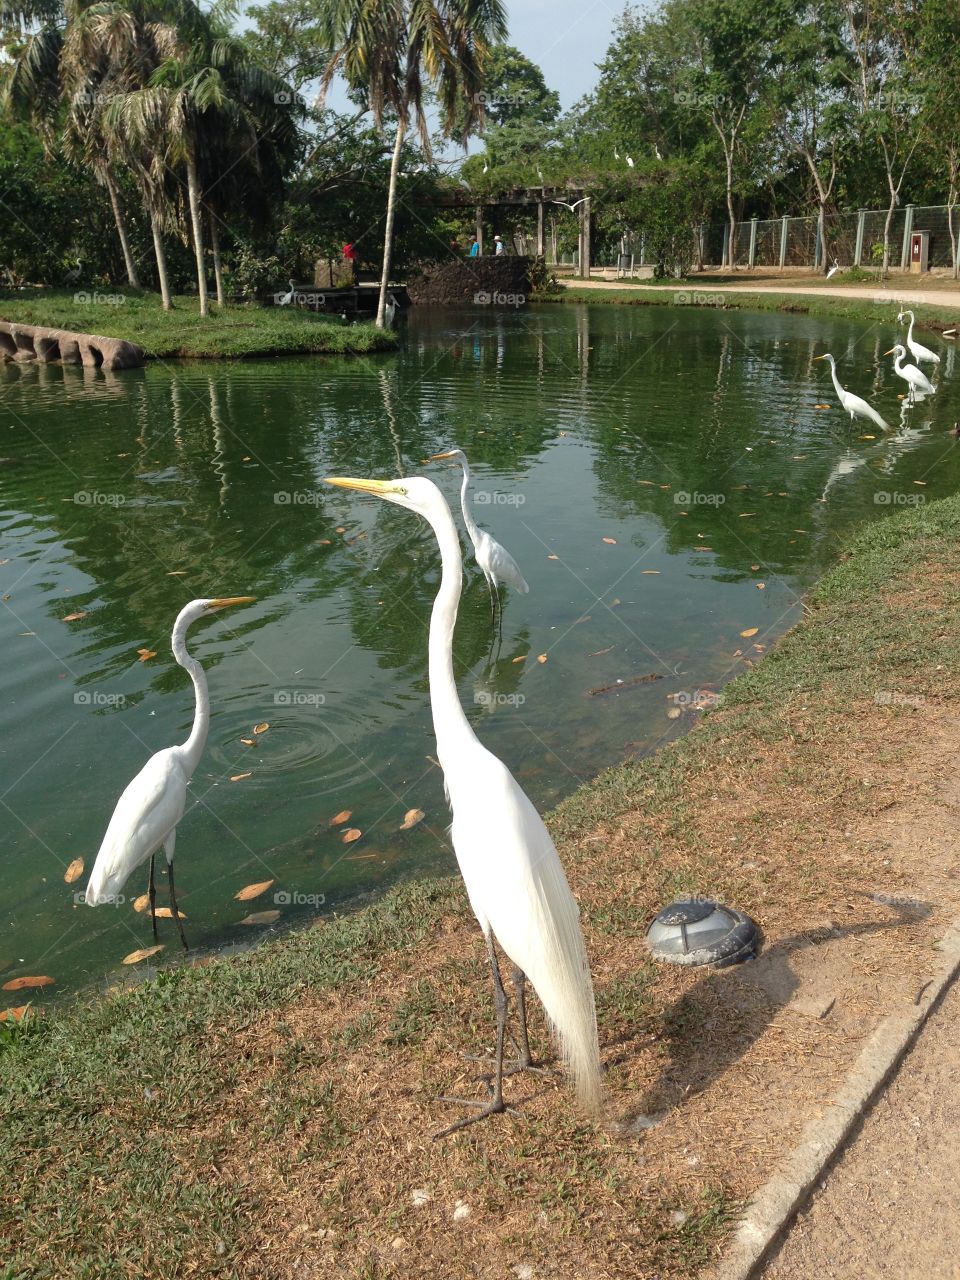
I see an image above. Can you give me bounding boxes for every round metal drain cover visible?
[647,899,759,968]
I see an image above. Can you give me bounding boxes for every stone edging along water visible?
[0,320,144,371]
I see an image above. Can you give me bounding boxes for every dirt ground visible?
[763,976,960,1280]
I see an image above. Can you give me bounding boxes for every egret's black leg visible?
[513,966,533,1067]
[148,853,158,941]
[495,583,504,643]
[164,832,188,951]
[434,933,509,1138]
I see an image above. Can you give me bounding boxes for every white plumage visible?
[885,343,936,402]
[84,596,255,947]
[814,353,889,429]
[898,309,941,364]
[430,448,529,601]
[278,279,295,306]
[324,475,601,1132]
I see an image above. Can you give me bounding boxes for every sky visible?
[499,0,634,110]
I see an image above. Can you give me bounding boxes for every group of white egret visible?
[84,450,600,1134]
[816,309,945,430]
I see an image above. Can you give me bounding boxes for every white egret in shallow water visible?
[885,343,936,403]
[324,475,602,1134]
[85,597,256,948]
[430,448,529,621]
[814,353,889,429]
[897,310,941,365]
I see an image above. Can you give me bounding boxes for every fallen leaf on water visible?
[153,907,186,920]
[317,539,332,545]
[335,526,346,534]
[230,772,252,782]
[240,738,257,746]
[64,858,84,884]
[739,513,756,519]
[751,564,760,571]
[914,480,927,486]
[641,570,660,575]
[0,1006,29,1021]
[589,646,614,657]
[547,553,559,560]
[342,828,362,843]
[537,653,548,664]
[399,808,424,831]
[121,947,163,966]
[253,722,269,735]
[666,707,682,719]
[235,880,274,902]
[62,612,86,622]
[137,648,157,663]
[860,434,876,440]
[814,403,831,410]
[18,632,34,636]
[329,809,352,826]
[575,615,591,624]
[132,894,150,913]
[2,975,54,991]
[238,910,280,926]
[756,582,766,590]
[602,537,617,545]
[166,570,187,576]
[512,654,527,664]
[345,852,377,861]
[740,627,759,638]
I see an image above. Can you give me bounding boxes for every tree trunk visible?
[881,194,896,279]
[105,169,141,290]
[725,150,737,270]
[185,152,209,317]
[376,116,405,328]
[209,211,225,306]
[150,209,173,311]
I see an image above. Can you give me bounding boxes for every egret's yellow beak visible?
[429,451,457,461]
[207,596,256,611]
[324,476,397,496]
[883,348,896,356]
[813,354,827,361]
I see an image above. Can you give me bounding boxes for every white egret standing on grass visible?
[430,448,529,624]
[814,353,889,429]
[324,475,602,1135]
[885,344,936,403]
[85,597,256,949]
[897,310,941,365]
[278,280,295,306]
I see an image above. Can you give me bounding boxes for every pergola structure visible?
[438,185,592,277]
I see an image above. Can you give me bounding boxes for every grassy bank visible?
[550,280,960,331]
[0,289,396,359]
[4,494,960,1278]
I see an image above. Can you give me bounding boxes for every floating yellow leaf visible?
[342,828,362,843]
[253,722,269,735]
[399,808,424,831]
[335,526,346,533]
[63,611,86,622]
[641,570,660,575]
[2,975,54,991]
[547,553,559,560]
[512,654,527,664]
[64,858,84,884]
[122,946,164,965]
[235,880,274,902]
[602,537,617,545]
[740,627,759,638]
[240,738,257,746]
[814,403,831,410]
[230,772,252,782]
[756,582,766,590]
[589,646,614,657]
[329,809,352,826]
[860,434,876,440]
[132,894,150,913]
[537,653,548,664]
[153,907,186,920]
[238,910,281,926]
[137,648,157,663]
[750,564,760,571]
[166,570,187,576]
[666,707,682,720]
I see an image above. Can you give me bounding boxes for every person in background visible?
[494,235,504,256]
[469,236,480,258]
[342,241,358,285]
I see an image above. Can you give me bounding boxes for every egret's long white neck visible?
[827,356,844,400]
[422,495,477,761]
[906,313,915,346]
[171,612,210,777]
[456,456,482,548]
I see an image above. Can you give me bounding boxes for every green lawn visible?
[0,288,397,359]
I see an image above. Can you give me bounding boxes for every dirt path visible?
[762,975,960,1280]
[564,276,960,309]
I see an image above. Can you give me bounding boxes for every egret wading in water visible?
[430,449,528,626]
[885,344,936,404]
[814,353,889,429]
[324,475,602,1135]
[85,597,256,949]
[897,310,941,365]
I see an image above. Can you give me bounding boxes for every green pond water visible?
[2,301,959,1003]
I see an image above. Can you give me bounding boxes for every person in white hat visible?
[494,235,504,256]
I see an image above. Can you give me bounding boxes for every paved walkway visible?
[761,975,960,1279]
[564,276,960,311]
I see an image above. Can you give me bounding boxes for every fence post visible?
[698,223,705,267]
[748,217,758,268]
[639,231,645,266]
[779,216,789,269]
[854,209,866,266]
[900,204,914,270]
[722,222,731,268]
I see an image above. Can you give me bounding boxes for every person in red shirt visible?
[342,242,358,284]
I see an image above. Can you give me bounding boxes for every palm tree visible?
[318,0,507,327]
